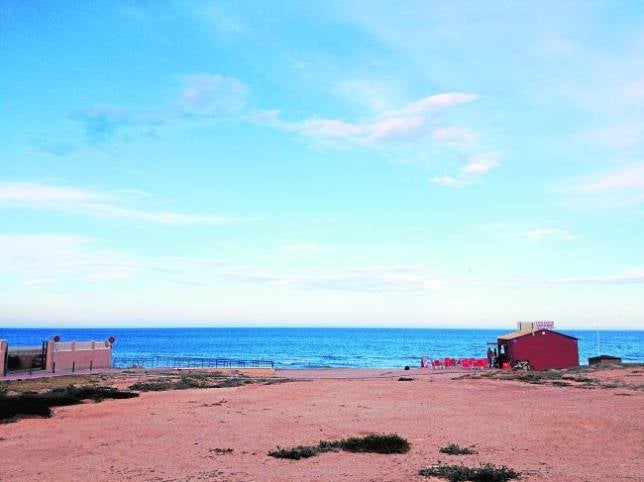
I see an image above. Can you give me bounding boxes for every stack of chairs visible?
[423,357,490,370]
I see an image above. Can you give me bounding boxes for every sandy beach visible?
[1,366,643,481]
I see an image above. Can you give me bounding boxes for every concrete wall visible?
[0,340,7,377]
[46,340,112,372]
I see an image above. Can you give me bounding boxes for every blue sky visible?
[1,1,643,328]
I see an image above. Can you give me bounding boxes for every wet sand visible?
[1,367,642,481]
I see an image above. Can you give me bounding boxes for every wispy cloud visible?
[227,265,444,292]
[0,182,232,225]
[256,92,478,147]
[0,234,138,282]
[523,228,580,241]
[72,73,248,144]
[589,123,644,149]
[0,234,228,285]
[429,152,500,188]
[462,154,499,175]
[2,233,443,293]
[563,161,644,207]
[575,162,644,193]
[559,268,644,284]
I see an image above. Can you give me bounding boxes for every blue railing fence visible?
[112,356,274,369]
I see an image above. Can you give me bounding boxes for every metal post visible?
[90,360,93,372]
[72,361,75,373]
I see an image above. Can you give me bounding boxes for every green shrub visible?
[551,381,571,387]
[128,380,176,391]
[129,373,251,392]
[269,445,319,460]
[439,443,477,455]
[0,385,138,423]
[338,433,410,454]
[419,463,521,481]
[268,433,410,460]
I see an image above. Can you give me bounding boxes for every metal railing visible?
[112,356,274,369]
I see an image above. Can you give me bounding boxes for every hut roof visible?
[498,328,578,341]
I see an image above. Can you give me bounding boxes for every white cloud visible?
[227,265,444,292]
[563,162,644,208]
[523,228,580,241]
[559,268,644,284]
[431,127,478,144]
[0,182,105,204]
[378,93,478,119]
[575,162,644,193]
[0,234,138,282]
[0,234,229,285]
[256,92,478,147]
[430,153,500,188]
[462,154,499,176]
[0,182,231,225]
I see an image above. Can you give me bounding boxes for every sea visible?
[0,327,642,369]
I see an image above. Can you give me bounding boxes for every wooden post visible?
[90,360,93,372]
[0,340,7,377]
[72,361,75,373]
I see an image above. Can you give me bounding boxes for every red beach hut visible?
[496,321,579,371]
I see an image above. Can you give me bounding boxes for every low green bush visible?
[268,433,410,460]
[419,463,520,481]
[439,443,477,455]
[269,445,319,460]
[338,433,410,454]
[0,385,138,423]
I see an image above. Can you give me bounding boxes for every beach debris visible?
[398,376,414,381]
[209,448,234,455]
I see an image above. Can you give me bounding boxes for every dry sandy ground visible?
[1,367,643,481]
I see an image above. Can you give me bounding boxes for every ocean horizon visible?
[1,327,642,368]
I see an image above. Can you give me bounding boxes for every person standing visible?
[487,347,494,368]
